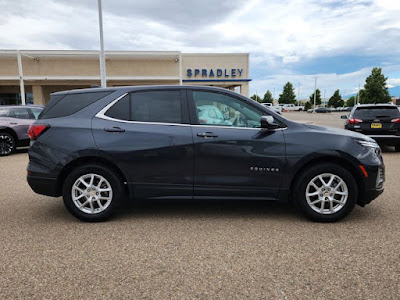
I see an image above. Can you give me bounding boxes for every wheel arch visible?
[288,154,366,206]
[0,126,18,142]
[56,156,131,199]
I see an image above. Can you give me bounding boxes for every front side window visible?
[193,91,263,128]
[29,108,42,120]
[105,91,183,124]
[0,109,9,117]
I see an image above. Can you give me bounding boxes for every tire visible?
[0,132,16,156]
[395,145,400,152]
[293,163,357,222]
[62,164,125,222]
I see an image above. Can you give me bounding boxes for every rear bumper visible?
[365,135,400,145]
[27,174,60,197]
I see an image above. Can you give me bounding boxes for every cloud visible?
[0,0,400,96]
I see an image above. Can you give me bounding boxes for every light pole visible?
[313,77,317,112]
[297,82,300,106]
[98,0,107,88]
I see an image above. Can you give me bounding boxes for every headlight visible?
[357,140,381,156]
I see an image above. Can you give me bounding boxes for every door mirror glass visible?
[340,115,348,119]
[260,115,279,129]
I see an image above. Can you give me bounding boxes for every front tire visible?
[0,132,16,156]
[293,163,357,222]
[395,145,400,152]
[62,164,125,222]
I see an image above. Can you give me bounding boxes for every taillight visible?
[28,124,50,140]
[348,118,363,124]
[391,118,400,123]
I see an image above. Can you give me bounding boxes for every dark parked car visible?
[0,105,43,156]
[343,104,400,151]
[315,107,332,113]
[27,86,384,222]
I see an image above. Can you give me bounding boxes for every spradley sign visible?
[187,68,244,78]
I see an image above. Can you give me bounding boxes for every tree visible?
[328,90,344,108]
[279,82,296,104]
[346,96,355,107]
[309,89,322,107]
[304,101,312,110]
[362,67,391,104]
[263,90,273,103]
[250,94,262,102]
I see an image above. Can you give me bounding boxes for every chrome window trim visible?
[95,92,286,131]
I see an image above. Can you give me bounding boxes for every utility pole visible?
[273,88,275,103]
[313,77,317,112]
[324,89,326,107]
[98,0,107,87]
[297,82,300,106]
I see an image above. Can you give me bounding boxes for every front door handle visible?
[197,132,218,138]
[104,127,125,133]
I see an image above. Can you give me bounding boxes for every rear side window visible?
[10,108,32,119]
[104,90,184,124]
[353,106,400,118]
[40,91,111,119]
[131,91,182,124]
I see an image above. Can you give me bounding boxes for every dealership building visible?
[0,50,250,106]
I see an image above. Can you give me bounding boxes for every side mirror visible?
[260,115,279,129]
[340,115,348,119]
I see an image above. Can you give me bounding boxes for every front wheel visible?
[395,145,400,152]
[62,164,125,222]
[293,163,357,222]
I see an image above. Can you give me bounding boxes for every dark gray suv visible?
[0,105,43,156]
[27,86,384,222]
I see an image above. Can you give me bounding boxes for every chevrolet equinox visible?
[27,86,385,222]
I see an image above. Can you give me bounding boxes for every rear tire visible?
[0,132,16,156]
[395,145,400,152]
[293,163,357,222]
[62,164,125,222]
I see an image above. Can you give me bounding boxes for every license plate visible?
[371,123,382,128]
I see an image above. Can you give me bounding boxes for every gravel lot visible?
[1,112,399,299]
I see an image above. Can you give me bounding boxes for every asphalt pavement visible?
[0,112,399,299]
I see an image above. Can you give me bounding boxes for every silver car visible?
[0,105,43,156]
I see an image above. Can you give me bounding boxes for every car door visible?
[188,90,286,200]
[92,89,194,200]
[8,108,35,141]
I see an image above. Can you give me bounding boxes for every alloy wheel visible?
[305,173,348,215]
[71,173,113,214]
[0,134,14,156]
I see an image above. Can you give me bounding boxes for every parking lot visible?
[0,112,399,299]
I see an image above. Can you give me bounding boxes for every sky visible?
[1,0,400,99]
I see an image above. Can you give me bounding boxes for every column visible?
[241,83,249,97]
[32,85,45,106]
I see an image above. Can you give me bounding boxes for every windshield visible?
[353,106,400,118]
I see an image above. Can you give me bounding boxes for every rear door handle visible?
[104,127,125,133]
[197,132,218,138]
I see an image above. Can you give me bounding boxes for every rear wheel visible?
[0,132,16,156]
[62,164,125,222]
[294,163,357,222]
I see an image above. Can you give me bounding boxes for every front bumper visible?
[357,164,385,206]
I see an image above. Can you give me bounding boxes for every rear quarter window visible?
[39,91,111,119]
